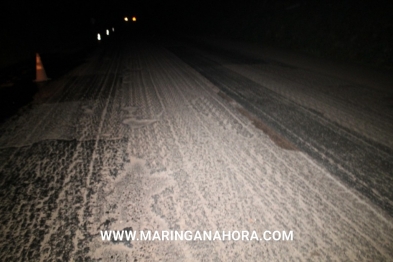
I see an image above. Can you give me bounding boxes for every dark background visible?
[1,0,392,69]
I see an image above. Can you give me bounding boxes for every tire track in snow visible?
[166,45,393,218]
[1,40,393,261]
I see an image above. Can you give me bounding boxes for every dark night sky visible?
[1,0,392,68]
[1,0,391,39]
[0,1,285,35]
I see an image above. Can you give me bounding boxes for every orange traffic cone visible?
[34,53,50,82]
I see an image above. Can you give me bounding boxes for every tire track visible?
[143,43,393,260]
[1,39,393,261]
[166,45,393,218]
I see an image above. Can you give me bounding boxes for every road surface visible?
[0,37,392,261]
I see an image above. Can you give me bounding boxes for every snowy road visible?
[0,38,392,261]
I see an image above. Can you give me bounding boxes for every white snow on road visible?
[190,38,393,149]
[0,40,392,261]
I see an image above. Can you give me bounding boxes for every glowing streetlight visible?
[112,27,115,32]
[124,17,128,21]
[97,33,101,41]
[106,29,109,35]
[132,16,136,22]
